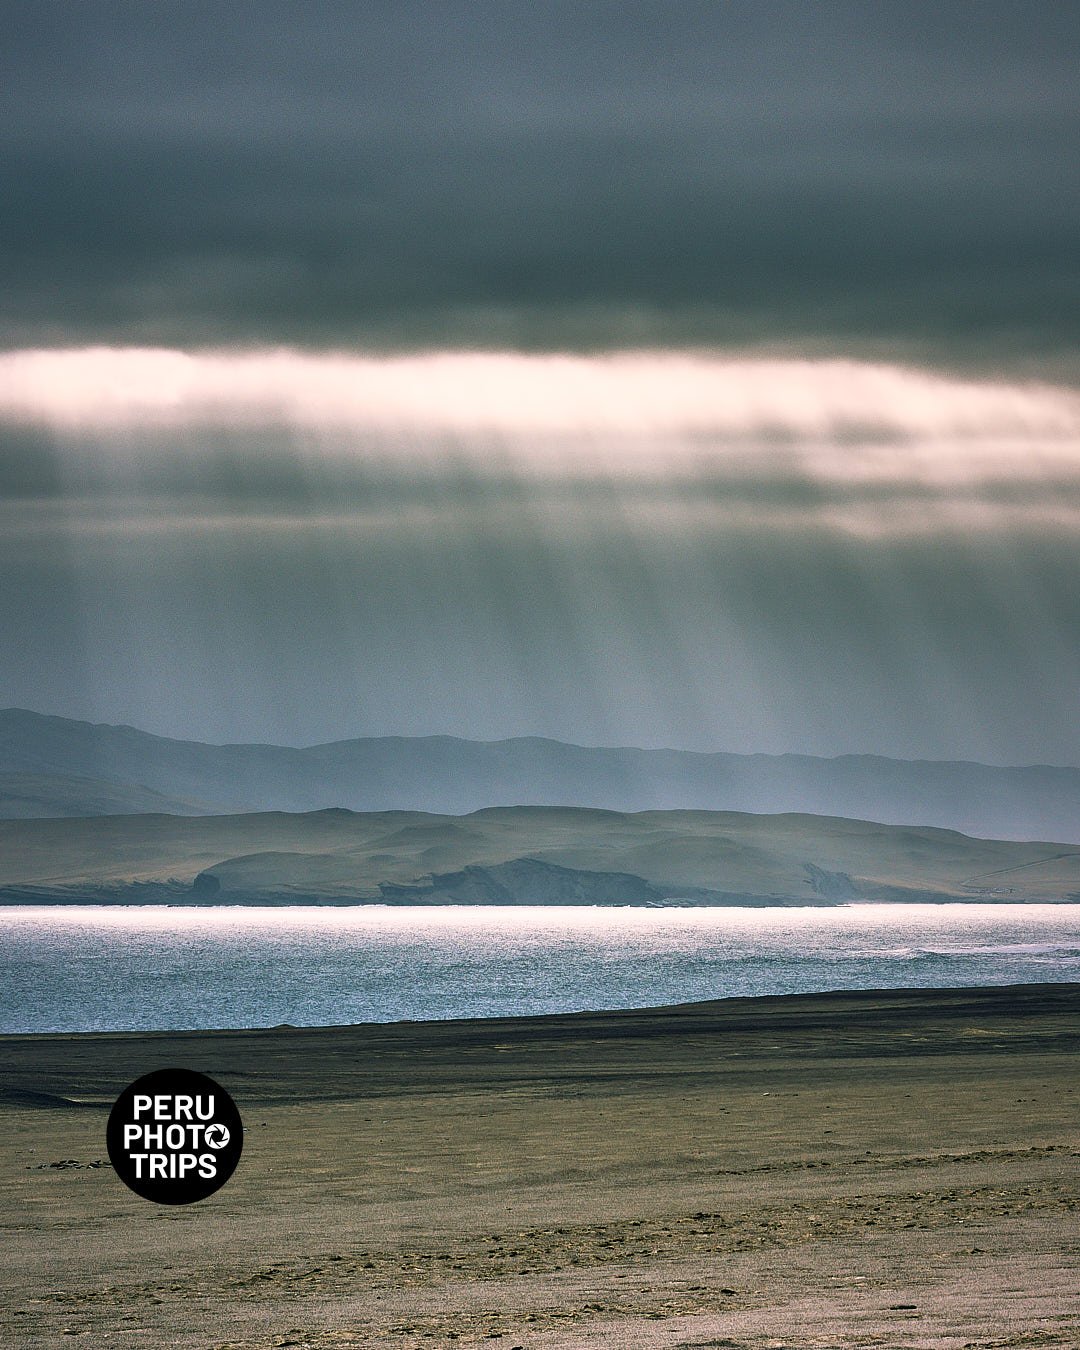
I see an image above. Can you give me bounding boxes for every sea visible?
[2,902,1079,1034]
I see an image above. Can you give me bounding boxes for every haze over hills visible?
[0,772,211,820]
[3,708,1080,843]
[2,804,1080,908]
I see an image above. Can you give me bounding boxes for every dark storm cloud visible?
[3,1,1080,356]
[4,3,1080,766]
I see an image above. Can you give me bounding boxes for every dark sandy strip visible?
[3,982,1079,1104]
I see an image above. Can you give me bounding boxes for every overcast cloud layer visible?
[3,1,1080,360]
[2,5,1079,764]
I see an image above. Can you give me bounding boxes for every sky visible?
[2,2,1080,763]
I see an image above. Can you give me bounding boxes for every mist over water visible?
[3,903,1078,1034]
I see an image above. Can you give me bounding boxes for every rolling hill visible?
[4,708,1080,842]
[2,805,1079,906]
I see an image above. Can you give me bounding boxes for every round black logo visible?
[106,1068,243,1204]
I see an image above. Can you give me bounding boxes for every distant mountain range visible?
[3,707,1080,843]
[3,804,1080,907]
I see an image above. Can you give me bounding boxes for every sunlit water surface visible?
[2,903,1079,1033]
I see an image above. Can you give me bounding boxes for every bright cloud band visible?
[4,348,1080,493]
[0,347,1078,436]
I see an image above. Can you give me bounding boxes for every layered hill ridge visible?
[3,805,1080,907]
[4,708,1080,843]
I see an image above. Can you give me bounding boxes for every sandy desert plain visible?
[1,982,1078,1349]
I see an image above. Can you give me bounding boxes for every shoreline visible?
[3,972,1080,1043]
[3,981,1078,1348]
[7,895,1080,906]
[2,974,1079,1043]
